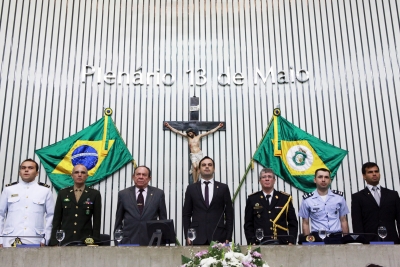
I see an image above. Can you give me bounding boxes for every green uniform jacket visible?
[49,186,101,246]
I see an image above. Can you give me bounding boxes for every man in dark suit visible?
[50,164,101,245]
[114,166,167,245]
[244,168,298,245]
[351,162,400,243]
[182,156,234,245]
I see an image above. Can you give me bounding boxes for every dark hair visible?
[362,162,379,175]
[186,128,197,136]
[21,159,39,171]
[135,165,152,177]
[199,156,214,167]
[315,168,331,177]
[259,168,275,178]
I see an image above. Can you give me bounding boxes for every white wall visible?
[0,0,399,245]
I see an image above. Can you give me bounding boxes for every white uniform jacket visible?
[0,181,54,247]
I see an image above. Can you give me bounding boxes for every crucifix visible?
[164,96,225,183]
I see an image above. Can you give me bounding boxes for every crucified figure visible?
[164,122,223,183]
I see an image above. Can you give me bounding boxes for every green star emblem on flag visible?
[35,112,133,191]
[253,108,348,193]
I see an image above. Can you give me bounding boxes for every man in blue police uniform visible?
[0,159,54,247]
[299,168,349,241]
[244,168,298,245]
[49,164,101,246]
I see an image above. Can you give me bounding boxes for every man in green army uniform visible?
[49,164,101,245]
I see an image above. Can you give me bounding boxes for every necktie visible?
[74,189,82,202]
[266,195,271,208]
[372,186,380,206]
[137,189,144,214]
[204,181,210,208]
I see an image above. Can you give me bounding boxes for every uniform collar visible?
[313,189,333,198]
[262,189,274,198]
[20,180,36,186]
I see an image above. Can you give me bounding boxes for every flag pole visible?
[232,110,278,202]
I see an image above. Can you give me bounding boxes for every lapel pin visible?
[275,195,278,199]
[260,195,264,198]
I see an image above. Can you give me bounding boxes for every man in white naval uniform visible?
[0,159,54,247]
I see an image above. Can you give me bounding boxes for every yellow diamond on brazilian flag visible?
[35,112,133,191]
[253,109,348,193]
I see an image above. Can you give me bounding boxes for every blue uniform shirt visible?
[299,189,349,233]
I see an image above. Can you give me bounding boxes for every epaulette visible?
[60,186,71,191]
[5,181,18,187]
[302,192,314,199]
[332,190,344,196]
[87,187,98,191]
[248,191,259,197]
[38,182,50,188]
[280,191,291,196]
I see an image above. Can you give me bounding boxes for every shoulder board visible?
[5,181,18,187]
[332,190,344,196]
[279,191,291,197]
[38,182,50,188]
[87,187,98,191]
[60,186,71,191]
[302,192,314,199]
[248,191,259,197]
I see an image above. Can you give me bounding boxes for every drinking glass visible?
[115,229,123,245]
[56,230,65,246]
[318,228,327,241]
[378,226,387,241]
[187,228,196,246]
[255,228,264,243]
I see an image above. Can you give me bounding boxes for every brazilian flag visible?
[253,109,348,193]
[35,114,133,191]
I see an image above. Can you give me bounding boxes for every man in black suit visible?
[351,162,400,243]
[50,164,101,245]
[182,156,234,245]
[244,168,298,245]
[114,166,167,245]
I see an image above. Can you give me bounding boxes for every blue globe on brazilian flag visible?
[253,109,348,193]
[35,111,133,191]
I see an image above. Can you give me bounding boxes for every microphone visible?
[211,207,226,243]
